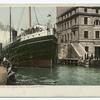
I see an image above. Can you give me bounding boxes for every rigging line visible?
[10,8,14,30]
[36,8,42,23]
[34,8,46,25]
[33,7,39,25]
[49,8,55,14]
[48,8,56,25]
[17,7,25,32]
[36,8,46,25]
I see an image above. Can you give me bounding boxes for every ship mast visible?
[9,7,12,42]
[29,7,31,28]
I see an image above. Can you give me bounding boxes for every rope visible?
[33,7,39,25]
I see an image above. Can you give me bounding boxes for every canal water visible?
[16,65,100,85]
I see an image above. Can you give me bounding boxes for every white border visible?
[0,0,99,4]
[0,86,100,97]
[0,1,100,98]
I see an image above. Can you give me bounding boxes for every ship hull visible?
[3,35,57,67]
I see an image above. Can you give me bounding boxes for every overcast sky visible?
[0,6,56,45]
[0,7,56,30]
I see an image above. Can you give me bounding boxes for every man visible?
[3,57,11,69]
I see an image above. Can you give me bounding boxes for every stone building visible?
[56,7,100,60]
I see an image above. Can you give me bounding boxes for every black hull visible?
[3,35,57,67]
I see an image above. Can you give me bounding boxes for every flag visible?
[47,14,51,17]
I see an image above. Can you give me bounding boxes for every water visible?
[15,65,100,85]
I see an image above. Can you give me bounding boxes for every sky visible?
[0,6,56,45]
[0,7,56,30]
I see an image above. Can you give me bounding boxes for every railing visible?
[71,43,86,59]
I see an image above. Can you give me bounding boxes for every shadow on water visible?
[15,65,100,85]
[16,67,58,85]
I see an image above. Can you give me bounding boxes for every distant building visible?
[12,29,17,42]
[56,7,100,59]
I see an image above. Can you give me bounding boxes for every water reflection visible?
[16,65,100,85]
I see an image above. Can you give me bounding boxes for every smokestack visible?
[29,7,31,28]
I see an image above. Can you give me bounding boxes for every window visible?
[62,16,63,20]
[74,9,76,13]
[66,22,67,29]
[67,21,69,28]
[64,22,66,29]
[95,31,99,38]
[70,12,72,16]
[70,20,72,26]
[94,20,100,25]
[66,14,67,18]
[67,13,69,17]
[61,36,63,43]
[96,20,99,25]
[85,46,89,52]
[63,15,66,20]
[73,31,76,36]
[84,31,88,38]
[75,18,76,24]
[65,34,67,42]
[84,17,88,24]
[62,24,63,30]
[68,34,69,41]
[63,23,65,29]
[84,8,87,12]
[96,9,98,13]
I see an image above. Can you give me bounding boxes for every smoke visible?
[0,22,10,47]
[0,22,9,31]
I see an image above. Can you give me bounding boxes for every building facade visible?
[56,7,100,59]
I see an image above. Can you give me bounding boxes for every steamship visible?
[3,7,57,67]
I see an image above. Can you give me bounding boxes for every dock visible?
[58,58,78,65]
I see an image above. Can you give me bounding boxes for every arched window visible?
[67,33,69,41]
[61,36,63,43]
[94,20,100,25]
[65,34,67,42]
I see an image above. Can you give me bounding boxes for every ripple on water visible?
[16,65,100,85]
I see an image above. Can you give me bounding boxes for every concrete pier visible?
[0,66,7,85]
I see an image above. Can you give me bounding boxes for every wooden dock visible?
[58,58,78,65]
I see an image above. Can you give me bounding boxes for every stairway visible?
[70,43,87,59]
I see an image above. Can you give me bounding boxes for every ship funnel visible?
[12,29,17,41]
[29,7,31,28]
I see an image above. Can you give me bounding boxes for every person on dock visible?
[1,57,16,85]
[90,53,93,60]
[87,53,89,59]
[2,57,12,70]
[85,53,87,60]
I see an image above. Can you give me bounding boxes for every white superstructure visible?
[20,25,54,41]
